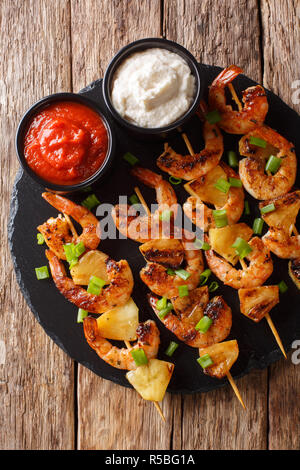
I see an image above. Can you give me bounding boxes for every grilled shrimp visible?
[38,215,73,260]
[148,292,232,348]
[83,317,160,370]
[46,250,134,313]
[112,167,178,243]
[140,235,204,297]
[205,237,273,289]
[239,126,297,200]
[262,228,300,259]
[208,65,268,134]
[41,192,100,252]
[183,163,244,231]
[156,105,223,181]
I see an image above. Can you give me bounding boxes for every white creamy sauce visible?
[111,48,196,128]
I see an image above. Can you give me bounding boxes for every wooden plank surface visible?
[0,0,75,450]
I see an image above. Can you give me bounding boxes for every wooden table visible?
[1,0,299,450]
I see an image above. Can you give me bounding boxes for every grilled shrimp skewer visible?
[208,65,268,134]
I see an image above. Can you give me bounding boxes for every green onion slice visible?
[77,308,88,323]
[195,315,213,333]
[244,200,250,215]
[159,210,173,222]
[228,150,238,168]
[74,241,85,257]
[35,266,50,280]
[167,268,176,276]
[228,177,242,188]
[165,341,179,357]
[253,217,264,235]
[265,155,281,174]
[37,233,45,245]
[156,296,167,311]
[123,152,139,166]
[129,194,139,205]
[214,178,231,194]
[87,276,106,295]
[174,269,191,280]
[260,203,276,214]
[199,269,211,286]
[194,238,211,251]
[82,193,100,210]
[232,237,252,259]
[197,353,214,369]
[159,302,173,319]
[208,281,219,292]
[169,176,182,185]
[249,136,267,148]
[212,209,228,228]
[205,110,221,124]
[178,285,189,297]
[131,348,148,366]
[278,280,288,294]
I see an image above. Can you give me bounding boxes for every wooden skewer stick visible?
[134,186,151,216]
[226,371,246,409]
[265,313,287,359]
[239,258,247,270]
[64,213,78,239]
[292,224,299,236]
[182,133,195,156]
[228,83,243,112]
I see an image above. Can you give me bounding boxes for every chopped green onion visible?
[278,280,288,294]
[232,237,252,259]
[253,217,264,235]
[81,185,92,193]
[167,268,176,276]
[228,177,242,188]
[156,296,167,311]
[35,266,50,280]
[228,150,238,168]
[129,194,139,205]
[208,281,219,292]
[244,200,250,215]
[77,308,88,323]
[74,241,85,257]
[194,238,211,250]
[214,177,231,194]
[195,315,213,333]
[82,193,100,210]
[174,269,191,280]
[37,233,45,245]
[260,203,276,214]
[130,348,148,366]
[169,176,182,185]
[159,210,173,222]
[199,269,211,286]
[165,341,179,357]
[197,353,214,369]
[212,209,228,228]
[265,155,281,174]
[69,259,78,269]
[123,152,139,166]
[63,242,85,266]
[249,136,267,148]
[205,110,221,124]
[87,276,106,295]
[178,285,189,297]
[159,302,173,319]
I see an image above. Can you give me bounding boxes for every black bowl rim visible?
[102,37,202,134]
[15,92,116,192]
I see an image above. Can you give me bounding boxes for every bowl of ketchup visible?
[16,93,115,193]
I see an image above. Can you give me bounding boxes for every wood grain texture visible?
[164,0,268,450]
[0,0,74,449]
[261,0,300,450]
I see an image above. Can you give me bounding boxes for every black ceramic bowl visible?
[102,38,202,140]
[15,92,116,193]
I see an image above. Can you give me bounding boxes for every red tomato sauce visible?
[24,101,108,185]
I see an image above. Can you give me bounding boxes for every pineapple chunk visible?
[289,259,300,290]
[184,165,228,208]
[199,340,239,379]
[171,286,209,326]
[139,239,184,269]
[209,223,253,265]
[238,286,279,322]
[126,359,174,402]
[259,191,300,232]
[70,250,109,285]
[96,298,139,341]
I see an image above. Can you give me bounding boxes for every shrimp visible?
[83,317,160,370]
[46,250,134,313]
[148,291,232,348]
[205,237,273,289]
[41,192,101,253]
[140,235,204,297]
[183,163,244,231]
[38,215,73,260]
[262,228,300,259]
[156,108,223,181]
[239,126,297,200]
[112,167,178,243]
[208,65,268,134]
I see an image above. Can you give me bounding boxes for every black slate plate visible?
[9,64,300,394]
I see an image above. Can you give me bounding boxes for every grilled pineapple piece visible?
[171,286,209,325]
[126,359,174,401]
[288,259,300,289]
[70,250,109,285]
[96,298,139,341]
[259,191,300,232]
[199,340,239,379]
[209,223,253,265]
[238,286,279,322]
[139,239,184,269]
[184,165,228,208]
